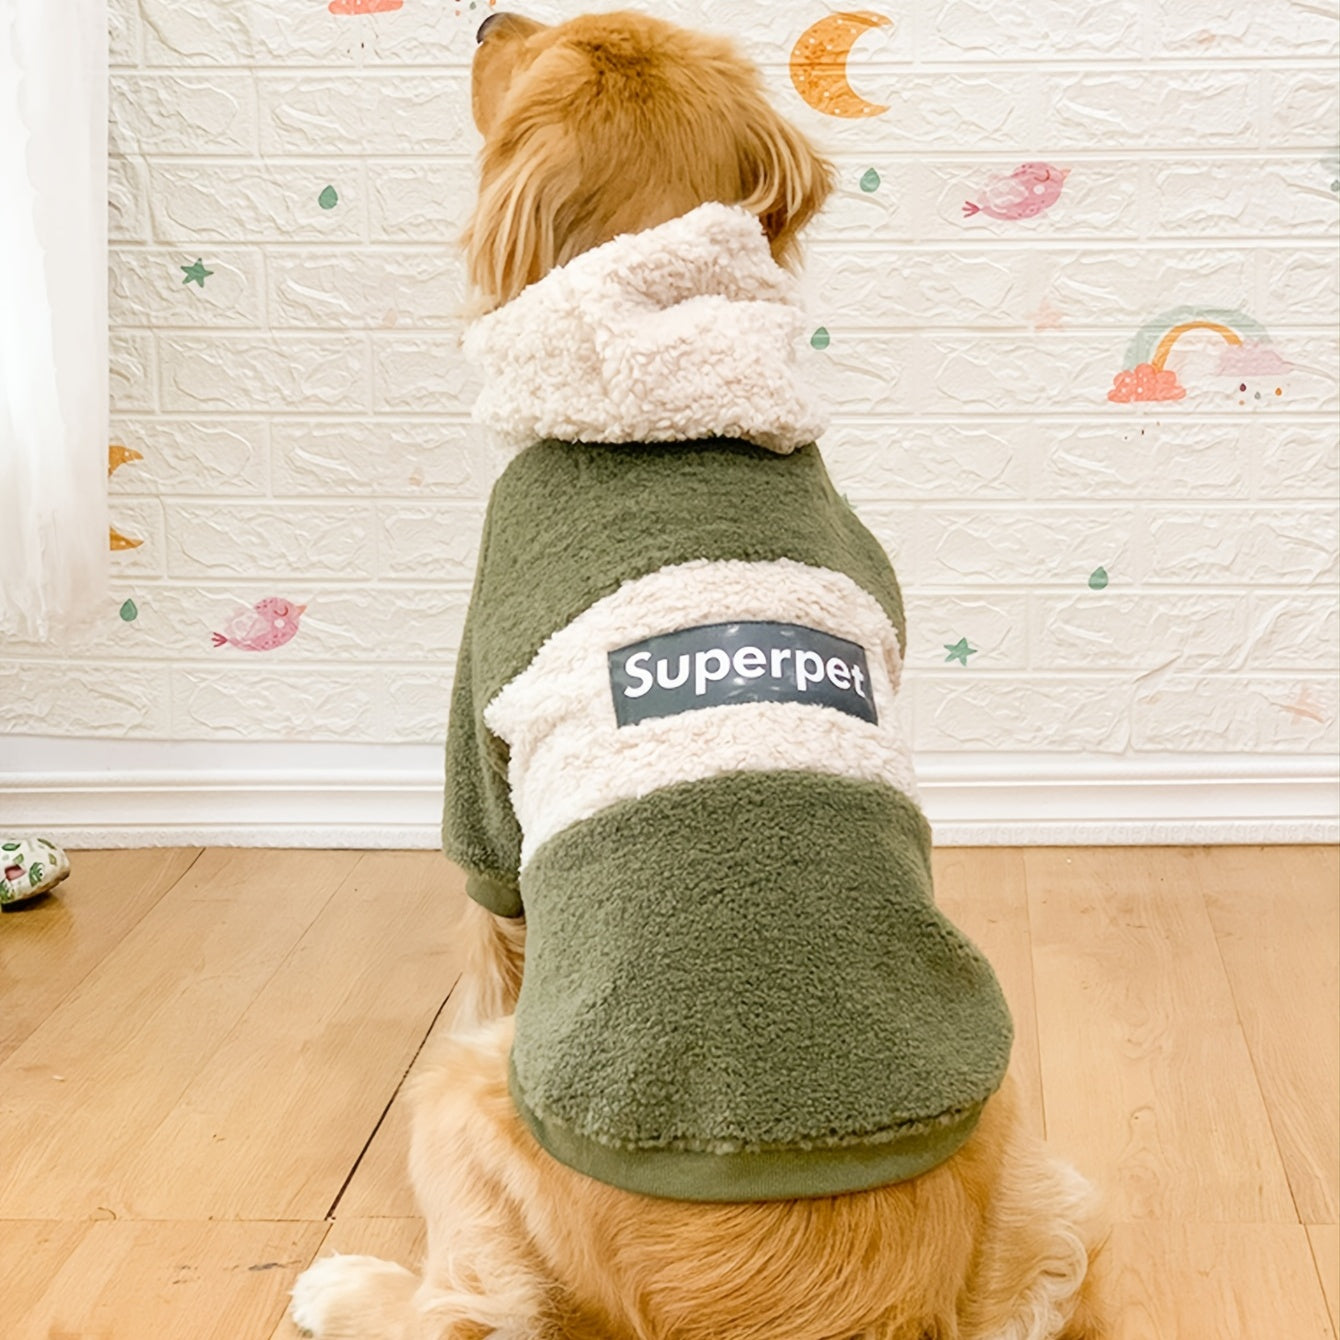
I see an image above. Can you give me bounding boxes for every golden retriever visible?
[291,12,1108,1339]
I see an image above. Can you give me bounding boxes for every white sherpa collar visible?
[463,203,827,455]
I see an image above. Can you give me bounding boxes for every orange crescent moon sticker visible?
[790,12,892,119]
[108,443,143,476]
[109,527,144,551]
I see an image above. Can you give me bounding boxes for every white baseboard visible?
[1,753,1335,848]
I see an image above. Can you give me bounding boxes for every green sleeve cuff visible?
[466,869,524,919]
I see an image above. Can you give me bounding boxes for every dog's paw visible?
[290,1253,418,1338]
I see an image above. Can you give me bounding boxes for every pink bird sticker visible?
[212,597,308,652]
[964,162,1069,221]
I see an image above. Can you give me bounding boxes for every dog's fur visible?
[291,13,1108,1339]
[461,11,832,313]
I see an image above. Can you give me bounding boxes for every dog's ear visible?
[461,122,579,313]
[465,15,571,310]
[471,12,549,136]
[736,106,835,270]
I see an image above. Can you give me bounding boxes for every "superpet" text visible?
[608,620,878,727]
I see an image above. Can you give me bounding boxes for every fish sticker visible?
[212,597,308,652]
[964,163,1068,221]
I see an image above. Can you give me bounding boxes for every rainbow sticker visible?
[1107,307,1289,403]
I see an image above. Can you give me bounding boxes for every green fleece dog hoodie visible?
[443,204,1012,1202]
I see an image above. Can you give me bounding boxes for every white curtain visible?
[0,0,107,640]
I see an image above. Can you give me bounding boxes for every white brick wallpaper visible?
[4,0,1338,840]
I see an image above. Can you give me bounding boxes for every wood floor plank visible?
[1026,847,1296,1222]
[0,848,200,1063]
[1106,1221,1334,1339]
[335,917,472,1220]
[330,1055,422,1219]
[121,852,464,1220]
[933,846,1046,1136]
[0,1221,94,1334]
[267,1220,427,1340]
[0,849,353,1219]
[319,1215,426,1262]
[3,845,1335,1337]
[1311,1224,1340,1338]
[1196,846,1340,1224]
[0,1219,325,1340]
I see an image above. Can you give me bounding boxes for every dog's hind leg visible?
[956,1121,1110,1340]
[406,1023,555,1339]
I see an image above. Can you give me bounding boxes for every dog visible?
[291,12,1108,1339]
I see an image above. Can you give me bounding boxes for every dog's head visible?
[463,9,834,311]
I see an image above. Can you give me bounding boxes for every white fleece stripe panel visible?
[506,700,920,870]
[484,558,915,868]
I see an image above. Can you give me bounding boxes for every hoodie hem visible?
[509,1061,985,1202]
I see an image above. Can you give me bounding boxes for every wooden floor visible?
[0,847,1335,1339]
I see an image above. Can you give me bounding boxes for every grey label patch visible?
[609,621,878,728]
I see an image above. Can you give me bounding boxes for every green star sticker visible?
[181,259,213,287]
[944,637,977,666]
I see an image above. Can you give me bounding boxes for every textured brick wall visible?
[5,0,1337,764]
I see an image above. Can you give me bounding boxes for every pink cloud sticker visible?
[1214,341,1293,378]
[1107,362,1186,403]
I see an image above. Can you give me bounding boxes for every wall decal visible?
[790,12,892,119]
[1030,298,1065,331]
[963,163,1068,221]
[108,446,145,554]
[1107,307,1285,404]
[1215,341,1292,378]
[328,0,403,14]
[1323,151,1340,195]
[212,597,308,652]
[944,637,977,665]
[1235,380,1285,405]
[1106,362,1185,402]
[14,0,1329,776]
[181,258,213,288]
[1277,685,1327,725]
[108,443,142,475]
